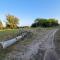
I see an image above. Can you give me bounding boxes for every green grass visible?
[0,29,20,59]
[0,29,19,41]
[0,43,18,60]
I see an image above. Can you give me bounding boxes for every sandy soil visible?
[1,28,59,60]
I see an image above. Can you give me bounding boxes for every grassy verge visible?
[0,29,19,41]
[0,30,34,60]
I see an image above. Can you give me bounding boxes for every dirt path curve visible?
[18,29,58,60]
[43,29,59,60]
[23,29,58,60]
[5,29,59,60]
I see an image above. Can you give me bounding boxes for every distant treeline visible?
[31,18,59,27]
[0,15,59,30]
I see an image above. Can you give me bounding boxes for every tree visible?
[33,18,48,27]
[48,18,59,26]
[6,14,19,29]
[0,21,3,29]
[31,18,59,27]
[34,18,40,27]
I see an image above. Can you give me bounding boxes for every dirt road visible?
[5,29,59,60]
